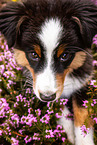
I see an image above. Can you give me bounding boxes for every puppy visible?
[0,0,97,144]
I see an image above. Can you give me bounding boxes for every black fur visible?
[0,0,97,48]
[0,0,97,102]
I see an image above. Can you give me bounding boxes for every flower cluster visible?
[80,125,90,137]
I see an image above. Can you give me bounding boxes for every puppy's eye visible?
[29,52,39,61]
[60,53,70,62]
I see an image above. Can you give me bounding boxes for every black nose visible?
[40,93,56,102]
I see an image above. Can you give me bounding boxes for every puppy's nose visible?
[40,93,56,102]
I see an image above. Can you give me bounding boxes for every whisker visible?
[67,46,92,57]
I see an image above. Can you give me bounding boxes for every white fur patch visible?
[38,18,63,74]
[35,18,63,99]
[34,67,57,101]
[58,107,75,144]
[74,126,94,145]
[61,75,86,98]
[38,18,63,53]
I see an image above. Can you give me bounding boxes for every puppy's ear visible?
[0,2,28,48]
[72,2,97,48]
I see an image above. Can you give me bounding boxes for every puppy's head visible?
[0,0,97,102]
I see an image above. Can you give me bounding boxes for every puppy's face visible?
[14,18,88,102]
[0,0,95,102]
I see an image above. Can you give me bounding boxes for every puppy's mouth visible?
[40,93,56,102]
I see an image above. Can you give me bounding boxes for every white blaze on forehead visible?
[38,18,63,54]
[34,18,63,99]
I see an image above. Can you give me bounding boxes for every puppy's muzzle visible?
[40,93,56,102]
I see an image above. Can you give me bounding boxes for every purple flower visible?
[65,113,73,120]
[60,99,68,106]
[81,125,90,137]
[45,135,51,139]
[26,88,31,94]
[62,137,66,142]
[90,80,97,87]
[11,137,19,145]
[19,129,25,135]
[28,108,33,114]
[26,115,37,126]
[24,135,32,143]
[83,100,88,108]
[3,71,15,79]
[35,109,41,116]
[54,125,65,138]
[0,98,10,118]
[0,130,2,136]
[93,60,97,66]
[0,65,5,74]
[0,89,2,93]
[14,102,19,108]
[47,102,51,108]
[4,51,12,59]
[45,129,54,138]
[11,114,20,127]
[93,99,97,104]
[55,113,63,118]
[16,94,23,102]
[33,133,40,140]
[21,115,27,124]
[56,125,63,130]
[93,117,97,123]
[40,114,50,124]
[47,109,54,114]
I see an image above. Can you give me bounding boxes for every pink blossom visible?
[55,113,63,118]
[81,125,90,137]
[35,109,41,116]
[16,94,23,102]
[24,135,32,143]
[60,99,68,105]
[93,99,97,104]
[11,137,19,145]
[62,137,66,142]
[0,130,2,136]
[90,80,97,87]
[93,117,97,123]
[40,114,50,124]
[83,100,88,108]
[47,109,54,114]
[33,133,40,140]
[45,129,54,138]
[0,65,5,74]
[11,114,20,127]
[93,60,97,66]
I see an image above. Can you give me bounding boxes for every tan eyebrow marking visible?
[69,51,86,70]
[57,44,67,58]
[33,45,41,58]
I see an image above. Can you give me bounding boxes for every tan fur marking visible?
[14,48,36,89]
[33,45,41,58]
[69,51,86,71]
[57,44,67,58]
[73,99,93,127]
[56,69,69,97]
